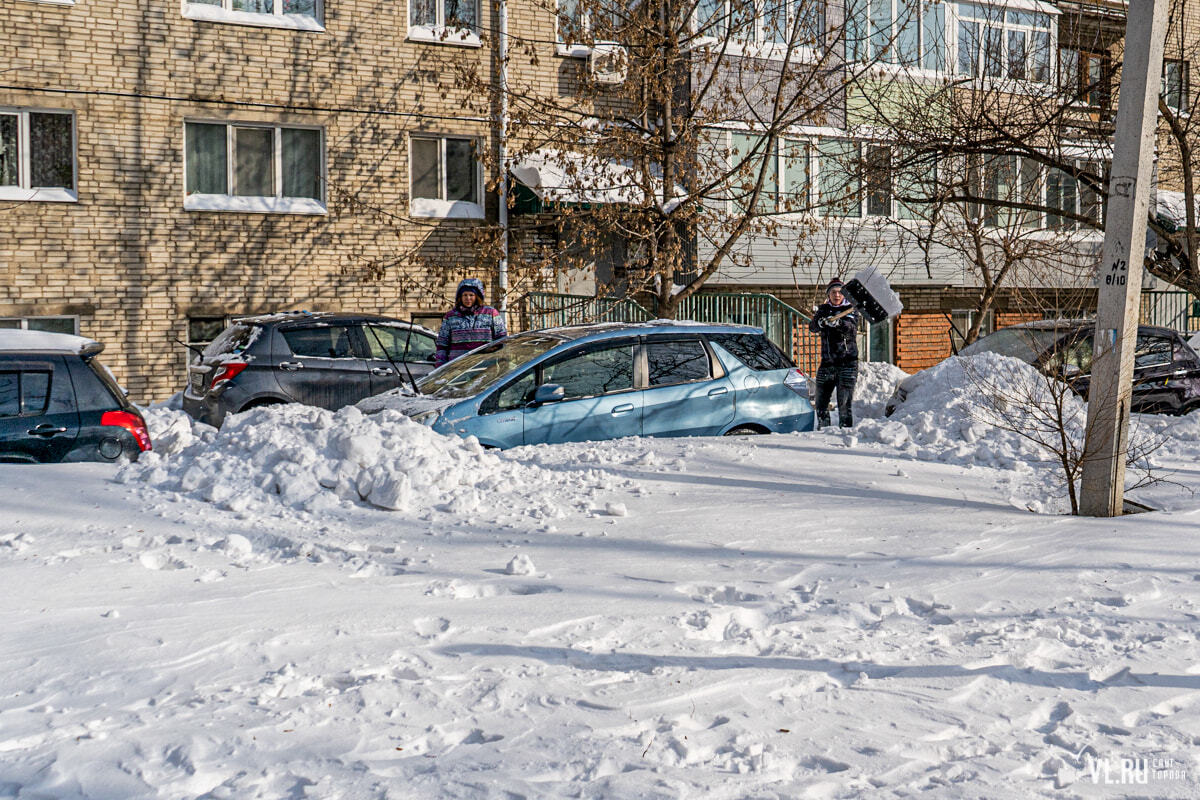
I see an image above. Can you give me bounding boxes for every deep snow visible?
[2,357,1199,798]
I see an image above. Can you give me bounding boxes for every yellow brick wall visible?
[0,0,515,402]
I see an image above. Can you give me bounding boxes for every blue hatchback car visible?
[364,322,814,448]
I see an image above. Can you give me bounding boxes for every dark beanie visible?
[826,277,844,293]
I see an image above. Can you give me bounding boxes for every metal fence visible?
[1140,290,1200,333]
[520,291,818,368]
[521,292,652,330]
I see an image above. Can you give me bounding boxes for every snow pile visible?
[853,353,1165,508]
[141,405,215,456]
[852,360,910,419]
[121,404,619,519]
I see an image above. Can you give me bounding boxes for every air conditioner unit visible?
[588,43,627,86]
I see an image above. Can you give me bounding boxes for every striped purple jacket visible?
[433,306,507,366]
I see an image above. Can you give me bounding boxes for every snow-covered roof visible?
[0,329,103,355]
[1156,189,1198,229]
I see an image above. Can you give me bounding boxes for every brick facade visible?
[1,0,509,402]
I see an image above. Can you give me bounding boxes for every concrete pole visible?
[497,0,510,317]
[1079,0,1170,517]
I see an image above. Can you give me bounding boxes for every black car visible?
[886,320,1200,416]
[183,311,439,427]
[0,331,152,463]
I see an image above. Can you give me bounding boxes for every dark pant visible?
[815,362,858,428]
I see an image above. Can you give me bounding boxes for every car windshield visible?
[959,327,1066,364]
[418,334,565,398]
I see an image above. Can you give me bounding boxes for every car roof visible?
[533,320,765,341]
[232,311,434,333]
[1001,319,1180,337]
[0,329,104,356]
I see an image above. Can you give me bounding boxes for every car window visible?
[202,323,263,358]
[282,326,357,359]
[542,345,635,400]
[0,369,51,417]
[709,333,793,370]
[1049,336,1094,374]
[1135,334,1174,368]
[364,325,436,362]
[494,371,536,411]
[646,339,712,387]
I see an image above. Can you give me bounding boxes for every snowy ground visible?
[2,360,1200,798]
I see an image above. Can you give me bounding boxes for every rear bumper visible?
[182,390,228,428]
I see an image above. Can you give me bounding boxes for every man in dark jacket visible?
[808,277,860,428]
[434,278,508,366]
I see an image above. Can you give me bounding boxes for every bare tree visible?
[465,0,905,317]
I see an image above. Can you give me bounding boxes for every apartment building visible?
[1,0,503,400]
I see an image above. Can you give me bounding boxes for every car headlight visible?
[412,410,440,427]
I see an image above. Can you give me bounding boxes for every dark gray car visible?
[182,312,437,427]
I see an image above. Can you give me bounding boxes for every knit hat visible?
[456,278,485,304]
[826,277,844,295]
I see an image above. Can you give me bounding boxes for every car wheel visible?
[238,398,287,414]
[723,425,768,436]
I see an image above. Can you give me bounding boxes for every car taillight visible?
[101,410,152,452]
[210,362,248,390]
[784,368,809,397]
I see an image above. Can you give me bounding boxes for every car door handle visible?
[279,361,304,371]
[27,424,67,437]
[611,403,635,415]
[708,387,729,397]
[371,367,394,376]
[1173,369,1188,376]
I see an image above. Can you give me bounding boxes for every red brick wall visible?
[894,312,952,373]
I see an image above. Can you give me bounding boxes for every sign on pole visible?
[1079,0,1170,516]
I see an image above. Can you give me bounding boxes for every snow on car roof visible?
[0,329,104,355]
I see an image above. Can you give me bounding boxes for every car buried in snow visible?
[183,312,438,428]
[358,322,815,448]
[885,320,1200,417]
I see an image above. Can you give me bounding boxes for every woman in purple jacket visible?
[433,278,508,366]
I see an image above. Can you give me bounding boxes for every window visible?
[647,339,712,386]
[950,309,993,351]
[410,135,482,219]
[865,145,892,216]
[410,0,480,45]
[363,325,437,362]
[184,122,324,214]
[0,110,75,202]
[848,0,944,69]
[696,0,826,50]
[542,345,635,399]
[721,132,811,215]
[0,316,78,334]
[1060,48,1109,110]
[709,333,793,370]
[1134,334,1174,368]
[956,3,1052,82]
[1164,59,1189,114]
[731,133,778,214]
[0,369,52,418]
[491,370,537,411]
[558,0,622,50]
[817,139,861,218]
[281,326,356,359]
[182,0,323,31]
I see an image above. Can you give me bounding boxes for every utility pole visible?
[1079,0,1170,516]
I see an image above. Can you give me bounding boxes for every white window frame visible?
[1163,59,1190,115]
[690,0,826,62]
[952,1,1057,85]
[851,0,947,74]
[0,316,80,334]
[181,0,325,31]
[718,130,817,217]
[0,108,77,203]
[408,0,482,48]
[409,135,484,220]
[555,0,618,57]
[183,121,327,215]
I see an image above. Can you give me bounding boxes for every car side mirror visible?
[532,384,565,406]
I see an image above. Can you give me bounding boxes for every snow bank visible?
[852,360,910,419]
[121,404,620,520]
